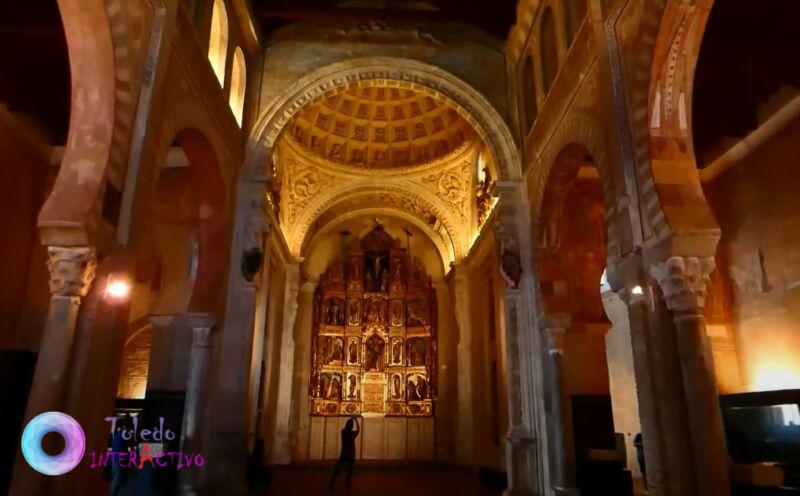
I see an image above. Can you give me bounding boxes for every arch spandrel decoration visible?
[310,226,437,417]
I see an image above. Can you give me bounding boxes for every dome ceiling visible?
[283,83,475,168]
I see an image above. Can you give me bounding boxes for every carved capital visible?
[47,246,96,298]
[650,256,715,313]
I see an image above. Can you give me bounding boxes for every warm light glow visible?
[752,366,800,392]
[105,278,132,301]
[631,285,644,296]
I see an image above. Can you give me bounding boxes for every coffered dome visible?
[283,83,475,168]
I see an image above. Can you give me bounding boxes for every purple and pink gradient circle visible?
[21,411,85,476]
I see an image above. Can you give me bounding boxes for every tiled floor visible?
[258,465,502,496]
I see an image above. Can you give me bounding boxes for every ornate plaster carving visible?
[649,255,715,312]
[47,246,97,298]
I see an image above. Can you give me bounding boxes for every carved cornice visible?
[47,246,97,298]
[649,255,715,313]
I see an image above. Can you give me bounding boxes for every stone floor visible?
[257,465,502,496]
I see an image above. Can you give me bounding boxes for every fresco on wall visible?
[309,226,436,417]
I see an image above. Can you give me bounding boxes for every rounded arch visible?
[146,128,227,315]
[245,57,521,184]
[303,208,452,276]
[208,0,229,87]
[528,115,612,230]
[288,183,462,262]
[625,0,718,254]
[38,0,116,244]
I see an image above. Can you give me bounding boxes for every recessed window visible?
[208,0,229,86]
[229,47,246,126]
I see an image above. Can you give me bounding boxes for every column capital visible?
[649,256,715,313]
[46,246,96,298]
[544,327,567,355]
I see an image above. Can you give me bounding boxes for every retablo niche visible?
[309,226,437,417]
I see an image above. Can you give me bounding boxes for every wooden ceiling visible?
[251,0,518,39]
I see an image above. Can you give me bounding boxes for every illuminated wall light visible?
[105,278,132,301]
[631,285,644,296]
[752,366,800,392]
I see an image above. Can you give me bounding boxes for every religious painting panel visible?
[390,299,404,326]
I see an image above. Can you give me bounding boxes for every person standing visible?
[328,416,360,491]
[633,432,647,489]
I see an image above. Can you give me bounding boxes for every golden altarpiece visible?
[309,227,437,418]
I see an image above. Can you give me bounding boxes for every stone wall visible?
[704,115,800,392]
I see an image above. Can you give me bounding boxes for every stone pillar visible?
[452,264,475,465]
[178,314,215,495]
[543,326,579,496]
[502,289,538,496]
[650,256,730,496]
[10,246,96,496]
[270,263,300,464]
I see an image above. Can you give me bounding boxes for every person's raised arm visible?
[353,415,360,434]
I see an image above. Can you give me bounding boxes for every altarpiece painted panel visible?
[309,226,437,417]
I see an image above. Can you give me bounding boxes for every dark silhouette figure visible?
[329,416,360,491]
[633,432,646,489]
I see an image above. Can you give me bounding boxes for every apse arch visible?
[288,183,462,263]
[245,57,521,184]
[302,207,454,274]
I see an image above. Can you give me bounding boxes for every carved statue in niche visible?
[347,338,359,365]
[364,296,386,325]
[347,299,360,325]
[406,374,427,401]
[325,298,345,325]
[319,373,330,398]
[364,334,385,371]
[476,165,496,227]
[347,374,359,400]
[391,338,403,365]
[331,337,344,362]
[406,299,429,327]
[328,374,342,400]
[391,374,402,399]
[406,338,426,366]
[390,300,404,326]
[349,257,361,283]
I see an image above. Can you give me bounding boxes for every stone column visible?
[178,314,215,496]
[543,326,579,496]
[271,263,300,464]
[502,289,538,496]
[650,256,730,496]
[10,246,95,496]
[452,264,475,465]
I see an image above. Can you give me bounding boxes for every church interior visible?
[1,0,799,495]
